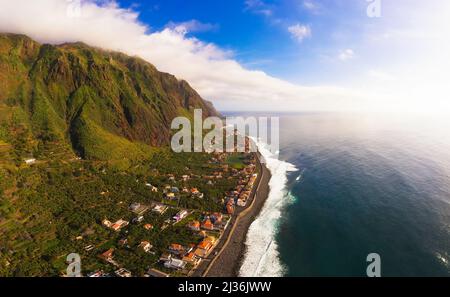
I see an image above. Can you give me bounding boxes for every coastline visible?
[195,152,272,277]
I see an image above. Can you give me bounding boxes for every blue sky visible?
[115,0,373,85]
[1,0,449,112]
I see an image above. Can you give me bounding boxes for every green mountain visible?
[0,34,239,277]
[0,33,218,163]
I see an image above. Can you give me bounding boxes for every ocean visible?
[237,112,450,277]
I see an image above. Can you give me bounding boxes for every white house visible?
[115,268,132,277]
[25,158,36,165]
[164,258,187,270]
[139,241,153,253]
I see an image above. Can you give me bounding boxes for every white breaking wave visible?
[239,140,297,277]
[296,169,306,181]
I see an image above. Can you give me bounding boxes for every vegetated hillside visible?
[0,34,235,277]
[0,33,218,162]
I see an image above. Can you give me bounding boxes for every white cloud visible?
[0,0,370,112]
[303,0,321,13]
[368,70,396,82]
[338,49,354,61]
[303,0,315,10]
[165,20,219,34]
[244,0,273,16]
[288,23,311,43]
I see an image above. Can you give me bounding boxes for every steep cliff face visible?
[0,33,218,160]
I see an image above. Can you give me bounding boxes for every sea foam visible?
[239,140,297,277]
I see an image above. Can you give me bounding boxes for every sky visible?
[0,0,449,113]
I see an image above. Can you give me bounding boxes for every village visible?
[80,151,259,277]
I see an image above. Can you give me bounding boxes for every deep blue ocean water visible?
[275,113,450,276]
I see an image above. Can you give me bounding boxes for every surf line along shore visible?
[191,151,272,277]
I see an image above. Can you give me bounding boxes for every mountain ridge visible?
[0,33,218,163]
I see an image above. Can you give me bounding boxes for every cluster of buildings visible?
[224,162,258,214]
[188,212,228,232]
[159,235,217,272]
[84,151,259,277]
[160,182,206,201]
[102,219,129,232]
[91,251,132,277]
[157,172,209,201]
[156,211,231,273]
[237,171,257,207]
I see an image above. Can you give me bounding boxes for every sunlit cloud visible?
[338,49,354,61]
[165,20,219,34]
[287,23,311,43]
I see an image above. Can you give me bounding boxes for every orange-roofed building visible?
[188,220,201,231]
[195,239,213,258]
[139,241,153,253]
[169,243,184,254]
[144,224,154,230]
[198,239,213,251]
[111,219,129,232]
[101,248,114,260]
[182,252,200,265]
[201,219,214,231]
[194,248,206,258]
[226,203,235,214]
[211,213,223,224]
